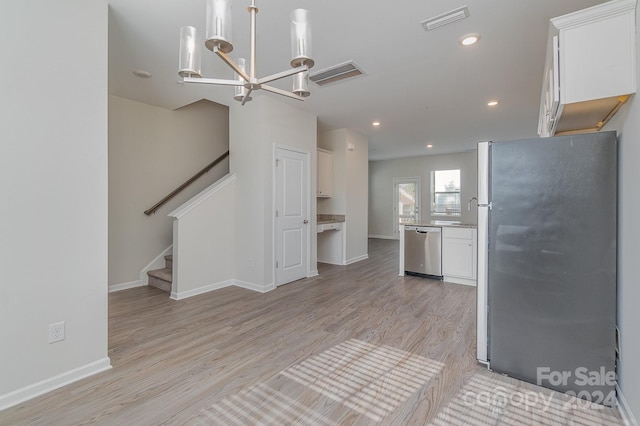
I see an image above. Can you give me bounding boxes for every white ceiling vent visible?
[310,61,365,87]
[421,6,470,31]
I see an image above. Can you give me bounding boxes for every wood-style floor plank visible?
[0,239,624,425]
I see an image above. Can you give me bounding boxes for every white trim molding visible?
[443,276,477,287]
[234,279,276,294]
[169,279,277,300]
[170,280,234,301]
[0,357,111,411]
[140,245,173,285]
[308,269,319,277]
[108,280,144,293]
[346,254,369,265]
[617,385,639,426]
[168,174,236,219]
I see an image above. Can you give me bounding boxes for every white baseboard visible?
[308,269,319,277]
[443,276,477,287]
[140,245,173,285]
[617,385,638,426]
[169,278,278,300]
[0,357,111,411]
[346,254,369,265]
[234,279,276,293]
[368,235,397,240]
[317,259,344,266]
[108,280,145,293]
[170,279,234,300]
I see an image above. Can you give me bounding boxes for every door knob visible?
[303,220,309,224]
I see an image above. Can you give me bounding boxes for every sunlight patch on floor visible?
[192,382,337,426]
[280,339,445,422]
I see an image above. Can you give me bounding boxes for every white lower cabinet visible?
[317,222,344,265]
[442,227,477,286]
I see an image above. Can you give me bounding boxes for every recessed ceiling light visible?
[487,100,499,107]
[427,144,434,149]
[460,33,481,46]
[133,69,152,78]
[372,121,381,126]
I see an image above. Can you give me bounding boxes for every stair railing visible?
[144,150,230,215]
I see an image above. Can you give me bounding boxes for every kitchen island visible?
[399,223,478,286]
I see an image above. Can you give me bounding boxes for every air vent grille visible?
[421,6,470,31]
[310,61,365,86]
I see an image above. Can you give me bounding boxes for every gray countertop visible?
[318,214,345,225]
[402,221,477,229]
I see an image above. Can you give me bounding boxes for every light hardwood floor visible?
[0,239,625,425]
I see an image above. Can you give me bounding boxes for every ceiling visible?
[108,0,607,160]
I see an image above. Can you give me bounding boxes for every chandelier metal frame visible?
[178,0,314,105]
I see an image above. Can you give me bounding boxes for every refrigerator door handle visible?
[478,202,492,210]
[478,141,490,205]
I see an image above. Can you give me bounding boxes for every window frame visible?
[393,177,421,238]
[430,169,461,217]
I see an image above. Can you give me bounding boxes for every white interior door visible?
[275,148,309,286]
[393,178,421,239]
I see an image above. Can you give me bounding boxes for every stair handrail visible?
[144,150,230,215]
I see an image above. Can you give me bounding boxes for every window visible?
[431,169,461,217]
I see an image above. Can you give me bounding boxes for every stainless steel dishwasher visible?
[404,226,442,278]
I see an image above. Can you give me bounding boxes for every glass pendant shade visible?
[178,26,202,77]
[290,9,314,68]
[292,71,310,97]
[205,0,233,53]
[178,1,313,105]
[233,58,252,102]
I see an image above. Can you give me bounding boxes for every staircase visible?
[147,255,172,293]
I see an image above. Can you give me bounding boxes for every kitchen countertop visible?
[403,221,477,229]
[318,214,345,225]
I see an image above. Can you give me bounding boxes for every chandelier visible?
[178,0,314,105]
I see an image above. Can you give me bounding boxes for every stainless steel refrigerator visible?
[476,131,617,405]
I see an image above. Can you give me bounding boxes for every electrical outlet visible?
[49,321,65,343]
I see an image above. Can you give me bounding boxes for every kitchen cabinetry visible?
[317,222,344,265]
[317,148,332,197]
[442,227,477,286]
[538,0,636,137]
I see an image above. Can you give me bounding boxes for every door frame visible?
[393,177,421,240]
[272,144,312,286]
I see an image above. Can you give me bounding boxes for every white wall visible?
[169,175,235,299]
[318,129,369,263]
[601,8,640,418]
[0,0,110,408]
[369,151,478,238]
[230,95,318,288]
[108,96,229,287]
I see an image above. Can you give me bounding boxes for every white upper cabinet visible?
[538,0,637,137]
[317,148,333,197]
